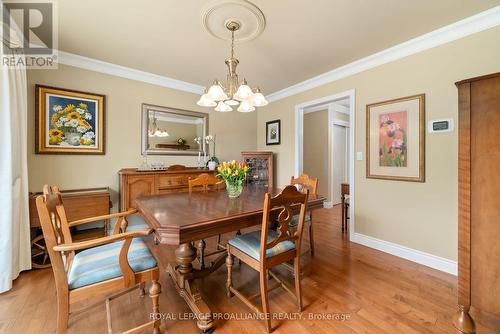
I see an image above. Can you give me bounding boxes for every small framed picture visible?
[266,119,281,145]
[35,85,106,154]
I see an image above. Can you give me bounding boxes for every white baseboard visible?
[350,232,457,275]
[323,201,333,209]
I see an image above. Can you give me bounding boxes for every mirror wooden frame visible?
[141,103,208,156]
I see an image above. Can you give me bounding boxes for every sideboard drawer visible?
[158,187,188,195]
[157,173,203,189]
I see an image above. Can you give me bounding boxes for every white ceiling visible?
[57,0,500,94]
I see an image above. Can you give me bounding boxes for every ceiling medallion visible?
[198,1,268,112]
[201,0,266,43]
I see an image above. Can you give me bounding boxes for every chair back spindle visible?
[290,174,318,195]
[35,185,75,286]
[188,173,223,193]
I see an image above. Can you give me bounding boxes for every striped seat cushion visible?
[67,238,157,290]
[288,213,311,228]
[228,230,295,260]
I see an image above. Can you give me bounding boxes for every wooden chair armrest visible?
[68,209,138,227]
[53,228,152,252]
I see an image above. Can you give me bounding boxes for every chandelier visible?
[148,112,169,137]
[197,20,268,112]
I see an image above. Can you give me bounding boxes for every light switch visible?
[356,152,363,161]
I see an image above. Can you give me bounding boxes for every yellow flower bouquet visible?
[217,160,249,198]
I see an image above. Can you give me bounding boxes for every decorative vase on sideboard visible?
[208,161,217,171]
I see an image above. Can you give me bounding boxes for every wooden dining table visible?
[135,185,325,332]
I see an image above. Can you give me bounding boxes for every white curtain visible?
[0,48,31,292]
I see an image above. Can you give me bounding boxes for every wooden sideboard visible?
[29,187,111,268]
[118,167,217,210]
[454,72,500,333]
[29,187,111,228]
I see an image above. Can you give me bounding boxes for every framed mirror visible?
[141,103,208,155]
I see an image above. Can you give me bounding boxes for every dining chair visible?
[188,173,225,269]
[188,173,224,193]
[290,174,318,255]
[35,185,162,334]
[226,185,309,333]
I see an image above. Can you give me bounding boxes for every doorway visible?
[332,120,350,205]
[295,89,355,238]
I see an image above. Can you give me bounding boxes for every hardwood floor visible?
[1,205,493,333]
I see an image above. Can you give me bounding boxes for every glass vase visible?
[225,180,243,198]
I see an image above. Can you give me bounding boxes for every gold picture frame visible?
[366,94,425,182]
[35,85,105,154]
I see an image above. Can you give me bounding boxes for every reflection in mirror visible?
[141,104,208,155]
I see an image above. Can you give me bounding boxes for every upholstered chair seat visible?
[288,214,311,228]
[228,230,296,260]
[68,238,157,289]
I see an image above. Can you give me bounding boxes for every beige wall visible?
[27,64,257,206]
[303,110,329,198]
[257,26,500,261]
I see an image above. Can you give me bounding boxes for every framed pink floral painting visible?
[366,94,425,182]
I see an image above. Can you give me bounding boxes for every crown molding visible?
[57,51,205,95]
[267,5,500,102]
[54,6,500,100]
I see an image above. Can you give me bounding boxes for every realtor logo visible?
[1,0,58,68]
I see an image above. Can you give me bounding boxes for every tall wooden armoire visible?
[454,72,500,333]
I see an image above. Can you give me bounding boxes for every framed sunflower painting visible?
[35,85,105,154]
[366,94,425,182]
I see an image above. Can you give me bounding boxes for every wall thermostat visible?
[428,119,454,133]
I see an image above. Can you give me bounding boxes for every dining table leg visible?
[167,242,214,332]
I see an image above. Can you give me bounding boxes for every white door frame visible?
[295,89,356,238]
[332,119,350,204]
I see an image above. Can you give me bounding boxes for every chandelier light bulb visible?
[234,79,253,101]
[250,87,268,107]
[237,100,256,113]
[207,81,228,101]
[197,93,217,107]
[215,101,233,112]
[159,130,169,137]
